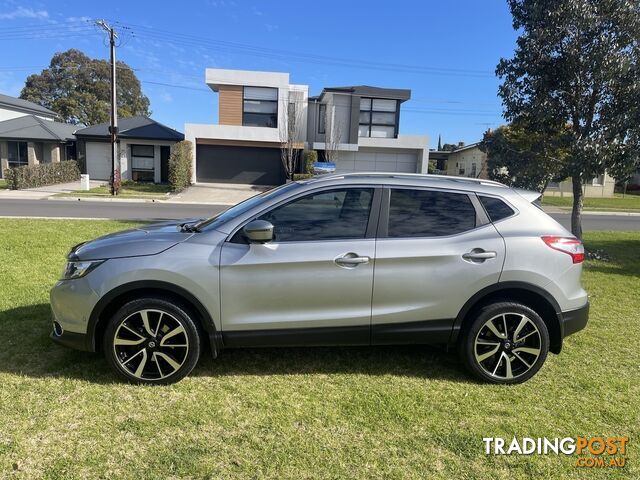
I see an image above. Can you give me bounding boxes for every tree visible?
[279,90,305,180]
[480,122,571,191]
[437,134,442,151]
[497,0,640,238]
[441,142,462,152]
[20,49,150,126]
[322,103,343,164]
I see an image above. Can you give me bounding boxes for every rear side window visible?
[479,196,515,222]
[387,189,476,238]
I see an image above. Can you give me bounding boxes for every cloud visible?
[0,6,49,20]
[159,91,173,103]
[252,6,263,16]
[265,24,279,32]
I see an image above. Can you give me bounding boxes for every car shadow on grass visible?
[0,303,473,384]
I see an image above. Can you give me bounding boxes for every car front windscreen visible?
[195,182,303,232]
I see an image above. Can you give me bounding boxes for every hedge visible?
[168,140,193,192]
[303,150,318,174]
[3,160,80,190]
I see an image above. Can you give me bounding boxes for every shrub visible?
[293,173,313,181]
[168,141,193,192]
[3,160,80,190]
[303,150,318,174]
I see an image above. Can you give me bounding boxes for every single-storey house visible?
[0,93,79,178]
[74,116,184,183]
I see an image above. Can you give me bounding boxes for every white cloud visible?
[0,6,49,20]
[265,24,279,32]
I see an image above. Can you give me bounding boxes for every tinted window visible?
[258,188,373,242]
[479,196,515,222]
[388,189,476,237]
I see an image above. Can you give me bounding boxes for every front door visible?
[160,146,170,183]
[372,187,506,344]
[220,186,380,346]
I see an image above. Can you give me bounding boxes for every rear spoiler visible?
[513,188,542,203]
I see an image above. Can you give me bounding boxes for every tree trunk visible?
[571,175,584,240]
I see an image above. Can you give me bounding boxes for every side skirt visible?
[221,320,455,348]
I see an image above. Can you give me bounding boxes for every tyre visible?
[103,297,201,384]
[460,302,549,384]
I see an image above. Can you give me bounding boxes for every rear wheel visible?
[460,302,549,384]
[103,298,201,384]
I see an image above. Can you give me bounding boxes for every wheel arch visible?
[451,282,563,354]
[88,280,218,353]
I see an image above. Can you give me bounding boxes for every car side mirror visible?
[243,220,274,243]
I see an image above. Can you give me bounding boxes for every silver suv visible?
[50,173,589,384]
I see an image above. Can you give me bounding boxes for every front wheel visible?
[460,302,549,384]
[103,298,201,384]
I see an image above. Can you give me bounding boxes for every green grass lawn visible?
[57,181,171,199]
[0,179,7,189]
[0,220,638,479]
[543,193,640,211]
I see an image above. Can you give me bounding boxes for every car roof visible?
[299,172,514,196]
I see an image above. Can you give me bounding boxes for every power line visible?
[111,20,495,78]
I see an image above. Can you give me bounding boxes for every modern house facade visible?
[0,94,77,178]
[75,116,184,183]
[185,68,429,185]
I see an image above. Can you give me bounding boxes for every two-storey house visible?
[185,68,429,185]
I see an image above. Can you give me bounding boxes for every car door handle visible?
[462,250,497,261]
[335,253,370,267]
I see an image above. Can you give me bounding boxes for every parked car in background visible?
[50,173,589,384]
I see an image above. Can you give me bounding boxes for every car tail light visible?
[541,236,585,264]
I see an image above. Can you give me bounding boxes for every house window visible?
[471,162,477,177]
[7,141,28,168]
[318,104,326,134]
[131,144,155,182]
[243,86,278,128]
[358,98,398,138]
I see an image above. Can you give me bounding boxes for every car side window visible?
[479,195,515,222]
[257,188,374,242]
[387,188,476,238]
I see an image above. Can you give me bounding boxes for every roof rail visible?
[309,172,507,188]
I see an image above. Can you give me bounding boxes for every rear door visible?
[371,186,505,344]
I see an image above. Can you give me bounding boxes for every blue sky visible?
[0,0,518,147]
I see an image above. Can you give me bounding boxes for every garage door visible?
[196,144,285,185]
[336,149,418,174]
[86,142,111,180]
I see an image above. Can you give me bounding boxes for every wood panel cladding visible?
[218,85,243,126]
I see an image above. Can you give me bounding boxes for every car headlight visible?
[61,260,105,280]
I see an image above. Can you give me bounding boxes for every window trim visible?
[358,97,399,138]
[242,86,279,128]
[376,186,490,239]
[227,185,383,244]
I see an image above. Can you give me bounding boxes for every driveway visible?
[169,182,269,205]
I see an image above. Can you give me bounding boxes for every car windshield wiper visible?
[180,222,200,233]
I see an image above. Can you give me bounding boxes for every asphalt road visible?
[0,198,638,231]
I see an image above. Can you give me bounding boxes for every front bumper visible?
[560,301,589,338]
[50,323,92,351]
[50,277,100,352]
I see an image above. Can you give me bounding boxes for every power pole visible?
[96,20,119,195]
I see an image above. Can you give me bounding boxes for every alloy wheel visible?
[473,312,542,380]
[112,309,189,381]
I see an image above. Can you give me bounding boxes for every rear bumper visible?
[560,302,589,338]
